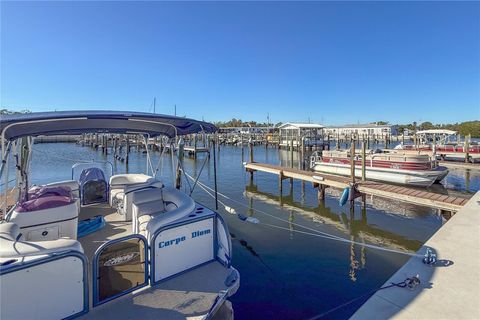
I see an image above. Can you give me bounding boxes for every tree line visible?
[396,121,480,138]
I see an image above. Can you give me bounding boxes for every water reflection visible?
[245,182,423,254]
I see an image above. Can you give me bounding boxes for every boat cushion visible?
[109,174,156,188]
[120,183,164,221]
[134,200,165,217]
[28,186,72,200]
[8,199,79,240]
[45,180,80,199]
[144,187,196,240]
[16,195,74,213]
[0,222,83,260]
[0,222,20,241]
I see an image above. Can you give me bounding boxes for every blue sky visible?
[1,1,479,125]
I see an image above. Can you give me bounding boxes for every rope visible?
[307,276,421,319]
[184,173,423,258]
[0,178,16,187]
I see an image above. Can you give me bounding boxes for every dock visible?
[350,190,480,319]
[244,162,470,212]
[183,146,209,156]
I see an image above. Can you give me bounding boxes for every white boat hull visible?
[311,162,446,187]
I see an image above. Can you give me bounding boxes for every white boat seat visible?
[143,187,196,240]
[109,174,157,206]
[131,188,165,234]
[118,181,163,222]
[133,202,166,234]
[0,222,83,261]
[134,200,165,217]
[7,198,79,241]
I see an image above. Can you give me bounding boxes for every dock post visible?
[279,171,283,196]
[113,136,117,160]
[249,139,254,183]
[350,139,356,184]
[175,138,184,189]
[126,138,130,165]
[465,134,470,163]
[105,136,108,155]
[194,134,197,159]
[361,140,366,181]
[318,184,326,202]
[290,139,294,187]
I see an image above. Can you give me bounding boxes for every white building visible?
[323,124,398,136]
[217,126,274,135]
[277,123,324,147]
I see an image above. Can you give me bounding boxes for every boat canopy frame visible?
[0,110,219,215]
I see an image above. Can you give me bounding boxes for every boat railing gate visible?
[0,250,89,319]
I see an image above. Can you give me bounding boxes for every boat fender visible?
[339,187,349,206]
[237,213,247,221]
[237,213,259,224]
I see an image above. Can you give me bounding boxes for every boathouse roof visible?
[277,123,324,130]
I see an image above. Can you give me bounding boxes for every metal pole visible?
[212,137,218,210]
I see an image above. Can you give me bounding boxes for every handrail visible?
[71,160,114,180]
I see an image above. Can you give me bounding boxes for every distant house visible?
[277,123,324,147]
[323,123,398,136]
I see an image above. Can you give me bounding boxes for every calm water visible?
[3,143,479,319]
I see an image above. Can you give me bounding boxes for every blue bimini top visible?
[0,110,217,140]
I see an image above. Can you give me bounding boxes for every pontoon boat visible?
[0,111,239,320]
[310,150,448,187]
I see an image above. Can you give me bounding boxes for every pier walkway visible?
[244,162,470,212]
[351,191,480,319]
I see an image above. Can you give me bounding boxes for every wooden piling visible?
[279,170,284,195]
[249,140,254,182]
[465,134,470,163]
[290,139,294,187]
[361,140,366,181]
[350,139,356,184]
[125,137,130,164]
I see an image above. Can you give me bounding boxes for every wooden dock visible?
[183,146,209,156]
[244,162,470,212]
